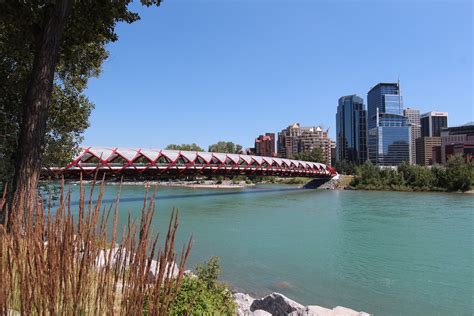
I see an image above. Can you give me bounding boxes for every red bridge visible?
[50,147,337,179]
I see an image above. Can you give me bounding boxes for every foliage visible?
[208,141,243,154]
[350,155,474,192]
[165,143,204,151]
[240,176,310,185]
[170,257,236,315]
[196,256,221,290]
[272,177,311,185]
[294,147,326,164]
[445,155,474,192]
[43,89,94,168]
[334,159,356,175]
[231,175,248,184]
[0,179,192,315]
[398,162,436,189]
[0,0,160,185]
[431,165,447,188]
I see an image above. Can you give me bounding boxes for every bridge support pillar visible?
[303,177,338,189]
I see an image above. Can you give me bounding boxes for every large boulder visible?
[332,306,370,316]
[147,260,180,282]
[95,249,180,283]
[234,292,371,316]
[95,247,122,268]
[234,292,256,316]
[250,292,305,315]
[305,305,371,316]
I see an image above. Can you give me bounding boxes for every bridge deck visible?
[47,147,337,178]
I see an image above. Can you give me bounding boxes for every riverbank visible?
[345,158,473,193]
[63,179,255,189]
[98,246,371,315]
[345,184,474,193]
[60,177,320,189]
[234,292,370,316]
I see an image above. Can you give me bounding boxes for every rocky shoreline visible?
[96,248,370,315]
[234,292,370,316]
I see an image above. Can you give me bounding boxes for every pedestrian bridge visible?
[50,147,336,178]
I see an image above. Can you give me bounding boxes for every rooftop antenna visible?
[398,75,403,112]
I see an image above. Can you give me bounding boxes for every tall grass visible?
[0,175,192,315]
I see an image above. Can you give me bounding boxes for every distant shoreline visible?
[60,180,257,189]
[48,177,316,189]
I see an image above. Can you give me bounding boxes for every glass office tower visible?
[336,95,367,164]
[421,111,448,137]
[367,83,411,166]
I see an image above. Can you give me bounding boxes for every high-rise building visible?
[330,141,337,166]
[254,133,275,157]
[367,82,411,166]
[277,123,333,163]
[277,123,302,158]
[440,122,474,163]
[421,111,448,137]
[416,137,441,165]
[404,108,421,164]
[415,111,448,165]
[336,95,367,165]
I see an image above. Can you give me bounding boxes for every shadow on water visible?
[69,187,307,206]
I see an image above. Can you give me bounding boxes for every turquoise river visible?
[69,184,473,315]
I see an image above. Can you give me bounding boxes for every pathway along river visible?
[69,184,473,315]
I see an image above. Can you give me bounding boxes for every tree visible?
[334,159,356,175]
[445,155,474,192]
[351,160,381,187]
[294,147,326,163]
[398,162,435,189]
[165,143,204,151]
[208,141,243,154]
[431,165,447,189]
[0,0,161,216]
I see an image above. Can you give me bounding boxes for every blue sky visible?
[83,0,473,149]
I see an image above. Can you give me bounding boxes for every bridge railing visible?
[49,147,337,178]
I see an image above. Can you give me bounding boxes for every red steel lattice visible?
[49,147,337,178]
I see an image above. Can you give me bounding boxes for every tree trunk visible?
[11,0,72,220]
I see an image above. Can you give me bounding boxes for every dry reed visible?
[0,175,192,315]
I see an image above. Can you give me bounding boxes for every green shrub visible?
[350,156,474,192]
[445,155,474,192]
[231,175,248,184]
[170,257,236,315]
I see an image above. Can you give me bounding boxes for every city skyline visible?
[83,1,472,149]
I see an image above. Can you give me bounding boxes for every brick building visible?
[277,123,333,163]
[254,133,276,157]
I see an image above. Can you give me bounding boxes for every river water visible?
[69,184,473,315]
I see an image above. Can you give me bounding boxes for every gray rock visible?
[250,292,305,315]
[332,306,370,316]
[234,292,370,316]
[305,305,371,316]
[95,247,122,268]
[148,260,179,282]
[234,292,256,316]
[305,305,334,316]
